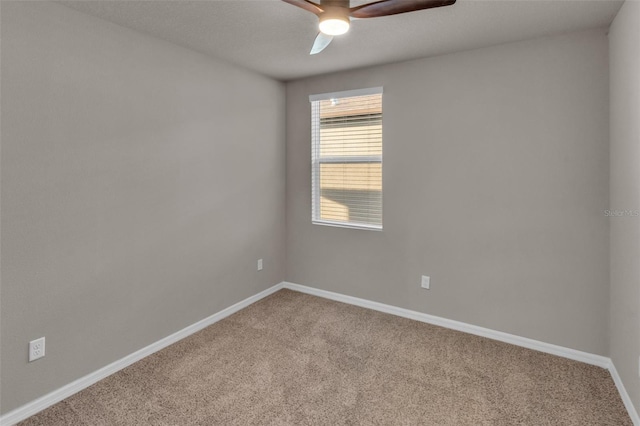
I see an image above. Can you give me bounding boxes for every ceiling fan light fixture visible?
[283,0,457,55]
[319,14,350,36]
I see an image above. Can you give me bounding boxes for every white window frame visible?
[310,87,383,231]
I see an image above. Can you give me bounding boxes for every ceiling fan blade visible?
[281,0,324,15]
[350,0,455,19]
[310,32,333,55]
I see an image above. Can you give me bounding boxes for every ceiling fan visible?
[282,0,456,55]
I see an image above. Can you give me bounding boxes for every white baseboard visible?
[0,283,285,426]
[282,281,639,425]
[3,281,637,425]
[282,282,610,367]
[609,361,640,425]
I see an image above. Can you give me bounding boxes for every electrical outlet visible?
[29,337,45,362]
[638,356,640,378]
[257,259,263,271]
[421,275,430,289]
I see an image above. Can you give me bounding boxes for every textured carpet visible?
[19,289,631,425]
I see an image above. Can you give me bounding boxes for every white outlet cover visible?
[421,275,430,289]
[257,259,263,271]
[29,337,45,362]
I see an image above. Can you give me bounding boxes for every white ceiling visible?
[59,0,623,81]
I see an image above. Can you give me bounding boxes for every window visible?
[310,87,383,230]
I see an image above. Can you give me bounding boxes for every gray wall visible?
[609,0,640,414]
[286,29,610,355]
[0,1,285,413]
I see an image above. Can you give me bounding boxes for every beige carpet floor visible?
[19,289,631,425]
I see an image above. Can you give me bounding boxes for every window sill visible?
[312,220,382,231]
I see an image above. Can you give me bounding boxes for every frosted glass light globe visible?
[319,16,350,36]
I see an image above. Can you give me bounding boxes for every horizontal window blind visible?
[311,88,383,230]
